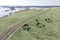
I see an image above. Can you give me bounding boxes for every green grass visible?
[9,8,60,40]
[0,9,46,35]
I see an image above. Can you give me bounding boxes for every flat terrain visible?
[9,8,60,40]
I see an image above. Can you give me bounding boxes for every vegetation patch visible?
[9,8,60,40]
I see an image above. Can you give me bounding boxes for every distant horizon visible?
[0,0,60,6]
[0,5,59,6]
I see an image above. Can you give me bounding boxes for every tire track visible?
[0,9,51,40]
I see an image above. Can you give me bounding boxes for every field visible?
[9,8,60,40]
[0,9,47,35]
[0,8,60,40]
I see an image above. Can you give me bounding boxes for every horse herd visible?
[22,18,53,31]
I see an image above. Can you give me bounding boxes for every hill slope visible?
[0,9,47,35]
[9,8,60,40]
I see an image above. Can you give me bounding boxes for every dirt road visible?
[0,9,50,40]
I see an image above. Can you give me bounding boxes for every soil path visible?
[0,9,50,40]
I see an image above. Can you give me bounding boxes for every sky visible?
[0,0,60,6]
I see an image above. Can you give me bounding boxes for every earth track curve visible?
[0,9,51,40]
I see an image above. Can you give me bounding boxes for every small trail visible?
[0,9,51,40]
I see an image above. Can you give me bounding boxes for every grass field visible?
[0,8,60,40]
[0,9,47,35]
[8,8,60,40]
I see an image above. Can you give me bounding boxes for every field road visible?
[0,9,51,40]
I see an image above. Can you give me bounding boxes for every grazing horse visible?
[48,18,50,20]
[38,24,45,28]
[24,24,28,27]
[27,27,31,31]
[22,23,31,31]
[35,19,39,22]
[45,19,48,21]
[42,25,45,27]
[36,22,40,26]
